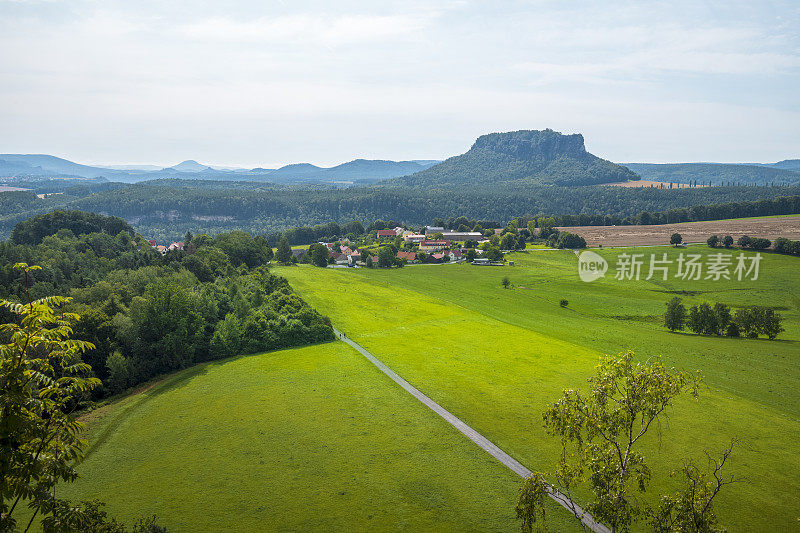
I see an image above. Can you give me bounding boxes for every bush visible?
[737,235,751,248]
[560,299,569,308]
[707,235,719,247]
[773,237,790,254]
[722,235,734,248]
[670,233,682,245]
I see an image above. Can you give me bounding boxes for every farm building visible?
[420,240,448,252]
[441,232,483,241]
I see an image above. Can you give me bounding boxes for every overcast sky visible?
[1,0,798,168]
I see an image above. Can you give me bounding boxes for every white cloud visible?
[176,13,435,47]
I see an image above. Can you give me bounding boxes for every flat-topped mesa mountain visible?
[386,129,639,187]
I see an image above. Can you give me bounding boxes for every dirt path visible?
[333,328,610,533]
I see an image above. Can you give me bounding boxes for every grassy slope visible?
[62,342,578,532]
[275,247,800,532]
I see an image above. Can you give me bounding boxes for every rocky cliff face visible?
[386,129,638,187]
[471,129,587,161]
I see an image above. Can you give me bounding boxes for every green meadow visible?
[274,246,800,532]
[60,343,578,532]
[60,245,798,532]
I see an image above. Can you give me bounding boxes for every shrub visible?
[670,233,682,245]
[560,299,569,308]
[773,237,790,254]
[707,235,719,247]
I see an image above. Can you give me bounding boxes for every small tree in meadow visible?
[706,235,719,248]
[670,233,683,246]
[501,276,511,289]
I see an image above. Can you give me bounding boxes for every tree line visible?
[3,177,799,241]
[529,194,800,228]
[664,297,783,339]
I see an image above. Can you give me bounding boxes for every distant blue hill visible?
[0,154,131,180]
[0,154,439,185]
[768,159,800,171]
[622,162,800,185]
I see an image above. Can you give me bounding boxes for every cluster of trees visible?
[10,210,136,245]
[0,211,334,398]
[665,297,783,339]
[280,220,365,246]
[707,234,800,255]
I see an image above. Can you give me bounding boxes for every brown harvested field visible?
[607,180,704,188]
[559,215,800,247]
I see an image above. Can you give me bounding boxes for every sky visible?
[1,0,798,168]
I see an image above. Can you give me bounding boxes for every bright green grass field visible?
[275,247,800,532]
[60,343,579,532]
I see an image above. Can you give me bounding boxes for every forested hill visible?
[385,129,639,187]
[622,162,800,185]
[4,178,798,242]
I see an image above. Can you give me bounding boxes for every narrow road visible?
[333,328,610,533]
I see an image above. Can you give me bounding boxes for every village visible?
[292,225,508,267]
[141,219,565,267]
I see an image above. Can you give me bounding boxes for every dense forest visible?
[0,211,334,399]
[2,178,799,242]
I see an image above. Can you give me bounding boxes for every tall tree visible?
[0,264,100,531]
[275,237,292,264]
[664,297,686,332]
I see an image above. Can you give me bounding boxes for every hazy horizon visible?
[1,1,798,167]
[2,150,799,172]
